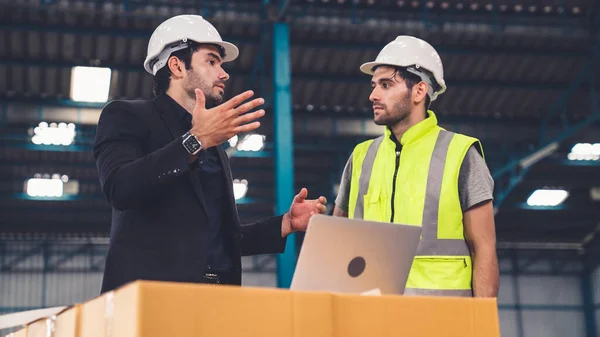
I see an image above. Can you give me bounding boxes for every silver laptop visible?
[290,214,421,295]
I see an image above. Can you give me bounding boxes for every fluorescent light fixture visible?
[527,189,569,207]
[31,122,76,146]
[233,179,248,200]
[24,174,79,199]
[237,134,265,152]
[26,174,65,197]
[568,143,600,161]
[70,66,111,102]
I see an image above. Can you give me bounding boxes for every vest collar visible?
[384,110,439,147]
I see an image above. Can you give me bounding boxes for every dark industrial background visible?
[0,1,599,336]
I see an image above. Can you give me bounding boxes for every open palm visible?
[288,188,327,232]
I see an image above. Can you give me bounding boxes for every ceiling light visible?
[527,189,569,207]
[26,176,64,197]
[31,121,76,146]
[237,134,266,152]
[568,143,600,161]
[70,66,111,103]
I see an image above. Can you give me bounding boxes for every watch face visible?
[183,135,201,153]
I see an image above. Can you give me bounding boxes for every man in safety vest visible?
[333,36,499,298]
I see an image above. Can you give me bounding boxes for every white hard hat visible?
[143,14,239,76]
[360,36,446,101]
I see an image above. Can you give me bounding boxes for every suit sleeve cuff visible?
[265,215,287,254]
[154,137,191,183]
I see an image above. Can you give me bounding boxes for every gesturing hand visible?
[281,188,328,237]
[190,89,265,149]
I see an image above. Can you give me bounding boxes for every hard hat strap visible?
[150,40,191,76]
[405,66,440,99]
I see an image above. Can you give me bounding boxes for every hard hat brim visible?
[360,61,399,75]
[214,40,239,63]
[183,39,239,63]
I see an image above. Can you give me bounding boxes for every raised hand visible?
[282,188,328,237]
[190,89,265,149]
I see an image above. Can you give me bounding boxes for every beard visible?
[373,92,412,127]
[184,69,223,106]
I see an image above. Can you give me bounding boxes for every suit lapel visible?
[153,96,209,219]
[153,96,185,139]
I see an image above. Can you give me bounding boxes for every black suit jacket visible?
[94,95,286,293]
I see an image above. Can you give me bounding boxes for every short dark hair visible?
[152,41,225,97]
[374,65,432,110]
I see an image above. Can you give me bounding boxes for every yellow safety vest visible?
[348,110,483,297]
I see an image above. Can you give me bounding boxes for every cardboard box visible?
[76,280,499,337]
[292,290,334,337]
[78,293,111,337]
[3,280,500,337]
[334,292,500,337]
[26,305,80,337]
[79,281,333,337]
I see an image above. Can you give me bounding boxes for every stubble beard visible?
[373,92,412,128]
[185,69,223,105]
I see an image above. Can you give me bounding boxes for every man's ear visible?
[412,81,429,104]
[167,56,184,79]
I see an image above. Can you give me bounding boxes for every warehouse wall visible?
[593,266,600,336]
[497,258,586,337]
[498,274,585,337]
[0,257,276,314]
[0,267,275,311]
[0,271,103,311]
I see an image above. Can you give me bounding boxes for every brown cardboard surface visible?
[292,291,333,337]
[78,292,111,337]
[111,280,140,337]
[27,306,79,337]
[54,306,80,337]
[472,296,502,335]
[334,293,501,337]
[24,318,46,337]
[77,280,500,337]
[113,281,293,337]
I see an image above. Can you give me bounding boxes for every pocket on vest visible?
[407,256,472,290]
[363,192,385,221]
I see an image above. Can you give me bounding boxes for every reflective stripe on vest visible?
[353,136,384,220]
[353,130,472,297]
[403,288,473,297]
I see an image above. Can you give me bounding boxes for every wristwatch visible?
[182,131,203,155]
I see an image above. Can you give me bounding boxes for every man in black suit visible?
[94,14,327,293]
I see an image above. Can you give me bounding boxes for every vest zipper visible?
[390,150,401,222]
